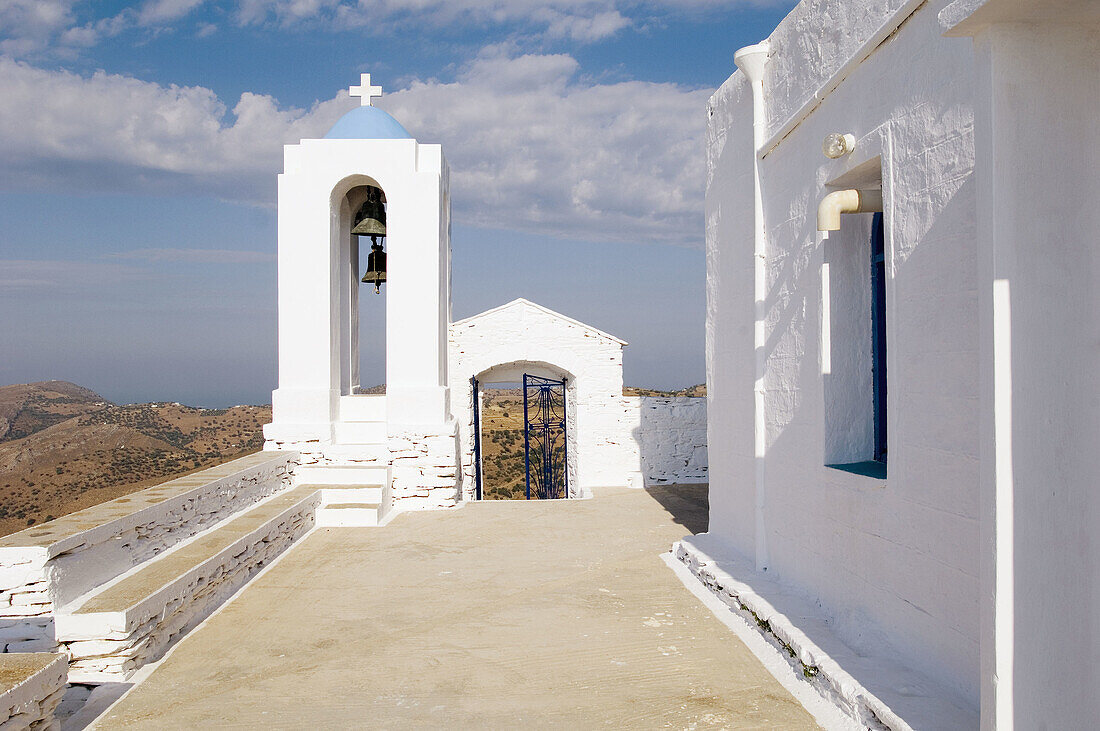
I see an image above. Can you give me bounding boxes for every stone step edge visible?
[55,488,323,637]
[672,537,978,731]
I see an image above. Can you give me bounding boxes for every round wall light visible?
[823,132,856,159]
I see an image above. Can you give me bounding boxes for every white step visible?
[334,421,387,445]
[316,504,381,527]
[296,464,388,486]
[339,394,386,422]
[319,444,389,462]
[319,486,382,505]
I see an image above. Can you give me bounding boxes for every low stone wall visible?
[0,565,52,656]
[0,653,66,730]
[59,492,318,683]
[389,427,460,510]
[635,397,708,485]
[0,453,297,653]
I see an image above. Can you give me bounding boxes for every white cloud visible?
[110,248,274,263]
[138,0,207,25]
[0,0,785,59]
[0,57,353,203]
[241,0,634,41]
[0,260,149,289]
[382,48,708,245]
[0,0,209,57]
[0,51,707,245]
[0,0,80,55]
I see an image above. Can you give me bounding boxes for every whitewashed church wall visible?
[707,0,980,709]
[762,0,927,145]
[960,19,1100,726]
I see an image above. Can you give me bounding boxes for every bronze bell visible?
[361,237,386,294]
[351,186,386,237]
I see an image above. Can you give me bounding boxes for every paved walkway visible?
[97,487,818,729]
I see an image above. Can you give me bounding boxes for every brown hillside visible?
[0,382,271,537]
[0,380,110,442]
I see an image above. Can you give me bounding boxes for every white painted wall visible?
[708,0,1100,725]
[264,137,451,440]
[631,397,708,485]
[943,3,1100,726]
[707,0,981,711]
[449,299,708,497]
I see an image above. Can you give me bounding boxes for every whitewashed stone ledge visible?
[674,535,977,730]
[56,489,319,683]
[0,653,66,730]
[0,452,298,652]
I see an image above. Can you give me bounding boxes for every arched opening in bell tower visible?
[333,177,389,396]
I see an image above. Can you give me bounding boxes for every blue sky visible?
[0,0,795,407]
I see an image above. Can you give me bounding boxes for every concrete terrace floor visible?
[96,486,819,729]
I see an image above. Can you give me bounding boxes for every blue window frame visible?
[870,212,887,465]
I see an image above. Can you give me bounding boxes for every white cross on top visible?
[349,73,382,107]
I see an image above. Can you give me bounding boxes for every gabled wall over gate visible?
[448,299,707,500]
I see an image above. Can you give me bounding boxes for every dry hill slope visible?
[0,382,270,537]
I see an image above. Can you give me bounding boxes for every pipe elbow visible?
[817,188,883,231]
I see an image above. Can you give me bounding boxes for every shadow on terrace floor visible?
[642,483,709,535]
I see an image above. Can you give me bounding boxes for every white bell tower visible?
[263,74,459,514]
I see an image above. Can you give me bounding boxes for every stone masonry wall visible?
[0,654,66,731]
[0,454,297,653]
[388,428,460,510]
[634,397,708,485]
[61,495,318,682]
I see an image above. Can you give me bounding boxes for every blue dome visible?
[325,105,412,140]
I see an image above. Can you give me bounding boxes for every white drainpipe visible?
[734,41,770,573]
[817,188,883,231]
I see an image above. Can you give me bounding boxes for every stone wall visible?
[0,453,297,654]
[388,427,461,510]
[632,397,708,485]
[59,493,318,682]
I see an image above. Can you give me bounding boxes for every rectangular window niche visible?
[823,210,887,479]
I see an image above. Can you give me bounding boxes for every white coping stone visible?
[675,535,978,730]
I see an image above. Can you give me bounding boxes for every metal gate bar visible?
[471,376,483,500]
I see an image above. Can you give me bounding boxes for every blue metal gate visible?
[523,374,569,500]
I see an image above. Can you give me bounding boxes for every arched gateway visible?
[449,299,645,500]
